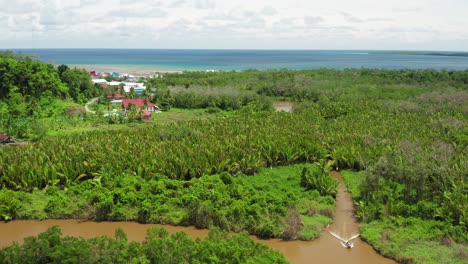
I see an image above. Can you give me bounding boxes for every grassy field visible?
[44,108,218,137]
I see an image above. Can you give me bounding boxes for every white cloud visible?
[39,0,62,26]
[304,16,323,26]
[8,14,39,32]
[341,12,364,23]
[261,6,278,16]
[193,0,215,9]
[392,7,423,12]
[108,7,167,18]
[0,0,466,50]
[0,0,40,14]
[168,0,187,8]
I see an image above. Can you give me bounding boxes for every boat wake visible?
[329,231,360,249]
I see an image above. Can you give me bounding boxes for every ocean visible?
[8,49,468,71]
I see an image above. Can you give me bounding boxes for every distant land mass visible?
[369,51,468,57]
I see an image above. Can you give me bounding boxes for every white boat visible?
[329,231,360,249]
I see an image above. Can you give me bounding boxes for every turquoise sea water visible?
[8,49,468,71]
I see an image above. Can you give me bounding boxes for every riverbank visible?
[0,164,336,242]
[0,223,287,263]
[0,171,395,264]
[342,171,468,264]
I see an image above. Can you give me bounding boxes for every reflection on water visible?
[0,172,395,264]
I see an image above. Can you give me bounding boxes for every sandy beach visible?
[68,64,182,75]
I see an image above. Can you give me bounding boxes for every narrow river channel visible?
[0,172,395,263]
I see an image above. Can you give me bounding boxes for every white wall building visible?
[92,79,108,85]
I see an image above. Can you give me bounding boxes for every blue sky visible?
[0,0,467,50]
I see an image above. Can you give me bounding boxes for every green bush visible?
[0,226,288,264]
[300,164,338,197]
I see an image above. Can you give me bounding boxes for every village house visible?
[92,79,109,88]
[122,98,158,112]
[94,79,147,95]
[92,79,108,85]
[108,81,123,87]
[122,98,159,121]
[122,82,147,95]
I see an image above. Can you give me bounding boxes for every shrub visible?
[300,164,338,197]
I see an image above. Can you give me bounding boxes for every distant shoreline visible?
[69,64,183,75]
[369,51,468,57]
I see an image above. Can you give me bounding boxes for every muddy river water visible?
[0,172,395,264]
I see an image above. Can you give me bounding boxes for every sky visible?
[0,0,467,50]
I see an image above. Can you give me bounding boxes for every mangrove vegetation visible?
[0,226,287,264]
[0,52,467,263]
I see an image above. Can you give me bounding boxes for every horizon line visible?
[2,48,468,53]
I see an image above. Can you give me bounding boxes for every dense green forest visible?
[0,51,102,139]
[0,226,287,263]
[0,53,467,263]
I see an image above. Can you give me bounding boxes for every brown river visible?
[0,172,395,264]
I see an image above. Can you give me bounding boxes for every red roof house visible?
[122,99,159,112]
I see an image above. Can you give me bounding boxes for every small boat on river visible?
[329,231,360,249]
